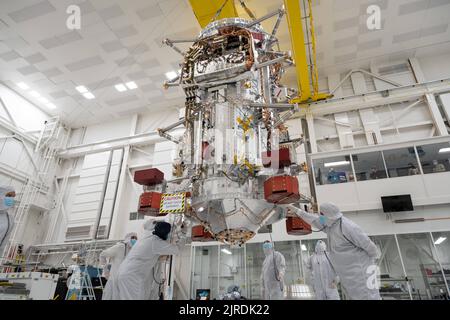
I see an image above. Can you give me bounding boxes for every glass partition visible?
[417,142,450,174]
[396,233,442,299]
[246,242,265,299]
[383,148,420,177]
[218,245,246,299]
[353,151,387,181]
[430,232,450,299]
[371,235,413,300]
[191,245,219,299]
[313,155,353,185]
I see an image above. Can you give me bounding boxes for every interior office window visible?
[416,143,450,174]
[352,151,387,181]
[313,155,353,185]
[383,148,420,178]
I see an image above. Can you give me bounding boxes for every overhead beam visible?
[283,0,310,102]
[294,78,450,117]
[188,0,238,28]
[58,129,185,159]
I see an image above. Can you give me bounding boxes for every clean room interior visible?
[0,0,450,301]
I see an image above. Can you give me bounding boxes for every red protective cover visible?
[261,148,291,168]
[138,192,162,216]
[191,225,214,242]
[264,175,300,204]
[286,216,312,235]
[134,168,164,186]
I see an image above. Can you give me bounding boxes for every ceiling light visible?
[83,92,95,100]
[76,86,88,93]
[17,82,29,90]
[46,103,57,109]
[39,97,49,104]
[125,81,138,90]
[438,147,450,154]
[301,244,307,251]
[30,91,41,98]
[434,237,447,245]
[221,248,232,255]
[115,84,127,92]
[165,71,178,81]
[197,207,205,213]
[324,161,350,168]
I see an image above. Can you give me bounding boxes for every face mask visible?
[262,242,273,250]
[319,215,327,226]
[4,197,15,208]
[130,239,137,246]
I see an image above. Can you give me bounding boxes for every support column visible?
[306,113,317,153]
[109,114,139,239]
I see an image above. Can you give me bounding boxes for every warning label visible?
[160,193,186,214]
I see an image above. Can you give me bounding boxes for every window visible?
[352,151,387,181]
[397,233,443,300]
[417,142,450,174]
[129,212,145,220]
[383,148,420,178]
[313,155,353,185]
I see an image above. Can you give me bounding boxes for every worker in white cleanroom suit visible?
[100,232,137,300]
[116,221,186,300]
[0,186,16,260]
[261,241,286,300]
[287,202,381,300]
[142,219,163,300]
[306,240,340,300]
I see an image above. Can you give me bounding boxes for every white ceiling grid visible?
[0,0,449,127]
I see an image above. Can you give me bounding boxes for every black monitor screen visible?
[381,195,413,213]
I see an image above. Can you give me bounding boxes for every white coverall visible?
[307,240,340,300]
[100,232,136,300]
[0,186,15,260]
[115,231,184,300]
[261,248,286,300]
[288,203,381,300]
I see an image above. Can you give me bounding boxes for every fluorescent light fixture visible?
[324,160,350,168]
[30,91,41,98]
[38,97,49,104]
[83,92,95,100]
[76,85,88,93]
[301,244,307,251]
[46,103,57,109]
[165,71,178,81]
[17,82,29,90]
[115,84,127,92]
[221,248,232,255]
[438,147,450,154]
[125,81,138,89]
[434,237,447,245]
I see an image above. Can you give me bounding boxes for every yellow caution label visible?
[160,193,186,214]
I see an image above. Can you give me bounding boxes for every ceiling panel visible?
[0,0,449,127]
